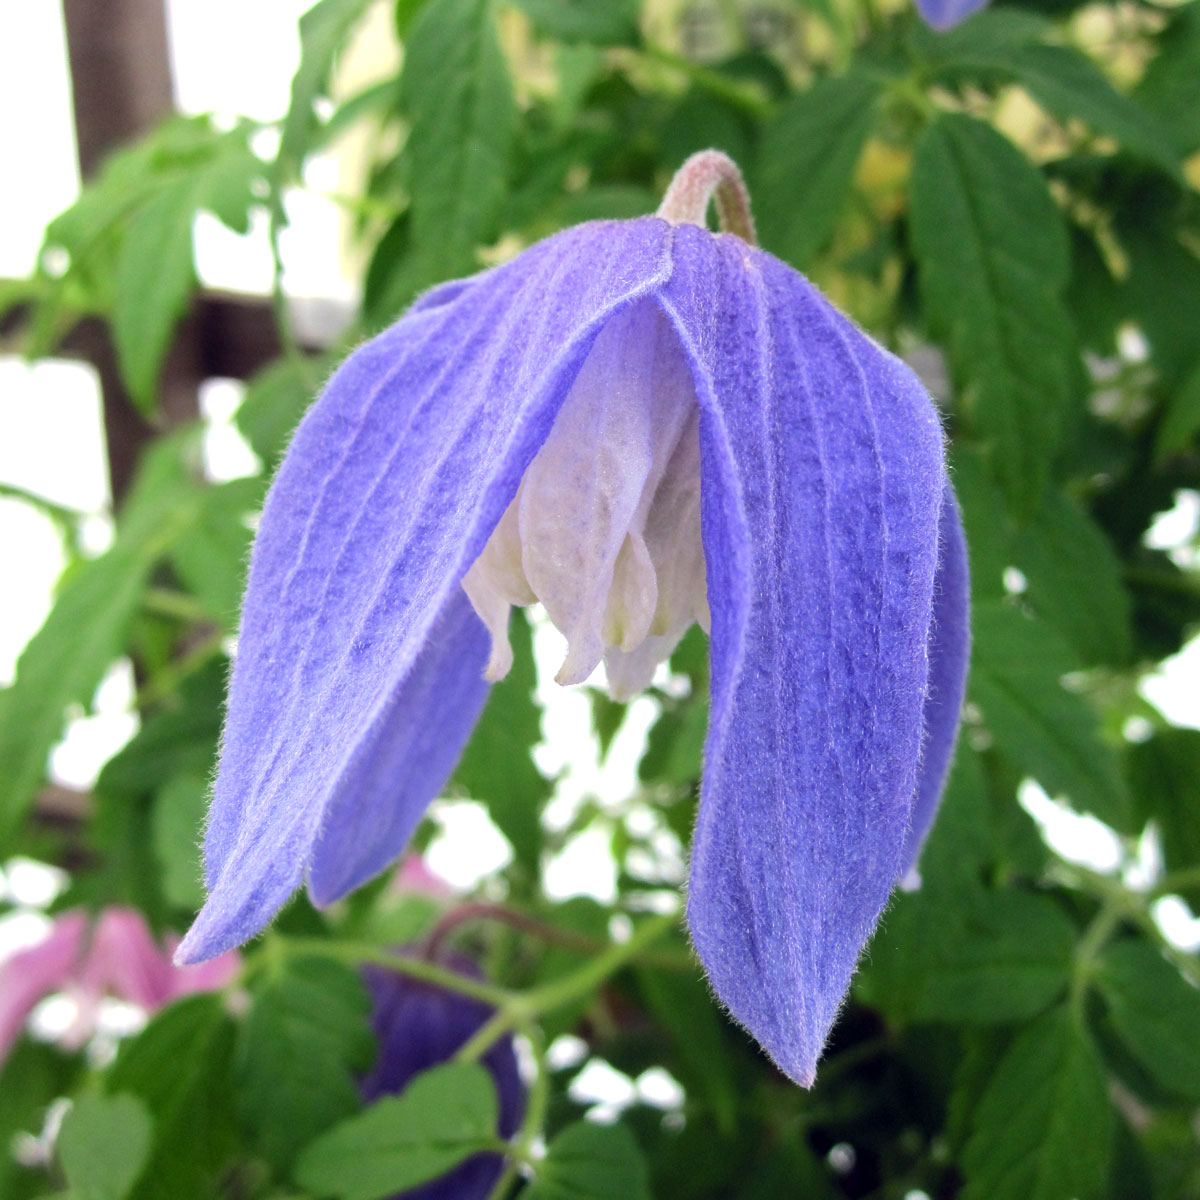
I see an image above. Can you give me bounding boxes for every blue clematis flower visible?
[914,0,991,29]
[361,955,524,1199]
[177,151,969,1086]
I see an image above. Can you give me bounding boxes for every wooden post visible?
[60,0,199,502]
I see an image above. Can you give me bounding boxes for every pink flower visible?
[0,907,239,1061]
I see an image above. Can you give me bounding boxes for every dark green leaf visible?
[969,601,1129,828]
[1120,212,1200,390]
[106,994,239,1200]
[1012,492,1132,667]
[236,957,375,1171]
[524,1120,652,1200]
[401,0,516,283]
[57,1093,153,1200]
[911,114,1073,513]
[755,73,882,269]
[1156,359,1200,460]
[1136,3,1200,155]
[961,1007,1112,1200]
[512,0,638,44]
[1098,939,1200,1101]
[911,890,1075,1023]
[453,609,546,877]
[294,1061,499,1200]
[1127,728,1200,908]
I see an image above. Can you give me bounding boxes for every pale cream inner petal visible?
[461,299,707,698]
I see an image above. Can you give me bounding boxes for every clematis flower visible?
[360,955,525,1199]
[914,0,991,30]
[0,907,239,1061]
[177,151,970,1086]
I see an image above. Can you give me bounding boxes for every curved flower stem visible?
[425,901,693,970]
[455,912,681,1064]
[657,150,757,245]
[276,936,513,1007]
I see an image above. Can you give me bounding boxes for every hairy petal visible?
[178,220,673,964]
[664,225,946,1086]
[902,485,971,871]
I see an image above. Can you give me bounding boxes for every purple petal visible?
[914,0,990,30]
[362,955,525,1200]
[901,485,971,871]
[178,220,673,964]
[664,224,947,1086]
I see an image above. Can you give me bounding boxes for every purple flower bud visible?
[361,956,524,1199]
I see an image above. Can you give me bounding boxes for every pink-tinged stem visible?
[657,149,757,245]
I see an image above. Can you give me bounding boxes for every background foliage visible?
[2,0,1200,1196]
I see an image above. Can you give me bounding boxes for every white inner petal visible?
[461,300,707,698]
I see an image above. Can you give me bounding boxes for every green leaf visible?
[112,130,261,410]
[0,546,147,841]
[401,0,516,284]
[936,43,1181,178]
[1097,939,1200,1102]
[97,657,224,800]
[1127,729,1200,908]
[168,475,262,629]
[961,1007,1112,1200]
[512,0,638,44]
[1119,209,1200,390]
[910,113,1073,513]
[0,436,210,840]
[1136,3,1200,155]
[294,1061,499,1200]
[524,1121,652,1200]
[106,994,239,1200]
[969,601,1129,828]
[1156,359,1200,461]
[236,957,375,1171]
[57,1094,153,1200]
[754,72,882,269]
[235,356,319,468]
[1012,492,1132,667]
[150,772,209,910]
[910,891,1075,1023]
[278,0,377,183]
[453,609,546,877]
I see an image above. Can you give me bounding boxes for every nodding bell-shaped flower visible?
[914,0,990,30]
[177,151,970,1087]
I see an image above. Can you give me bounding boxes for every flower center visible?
[462,300,709,700]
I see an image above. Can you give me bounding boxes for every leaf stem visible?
[455,912,680,1063]
[277,936,512,1007]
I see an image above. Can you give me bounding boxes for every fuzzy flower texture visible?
[177,151,970,1087]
